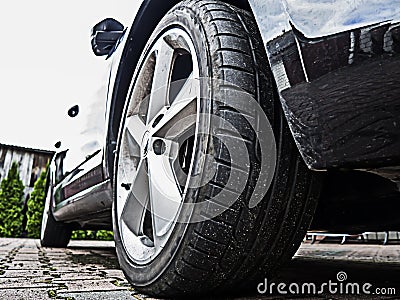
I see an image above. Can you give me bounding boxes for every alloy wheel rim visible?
[116,27,200,264]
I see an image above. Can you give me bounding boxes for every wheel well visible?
[106,0,252,176]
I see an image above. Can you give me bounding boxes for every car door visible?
[52,70,110,210]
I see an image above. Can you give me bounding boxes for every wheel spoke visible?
[147,39,175,124]
[152,75,198,139]
[121,159,149,236]
[171,73,198,105]
[147,139,182,239]
[126,114,147,145]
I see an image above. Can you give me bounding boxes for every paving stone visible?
[44,252,70,256]
[47,271,95,278]
[1,269,48,278]
[48,265,108,273]
[58,278,127,293]
[52,274,105,282]
[58,290,138,300]
[0,288,51,299]
[68,240,115,248]
[47,261,73,267]
[20,251,39,255]
[5,261,43,268]
[100,269,126,279]
[5,263,47,270]
[46,257,70,262]
[0,276,57,289]
[12,256,41,262]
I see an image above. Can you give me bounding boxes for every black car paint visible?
[249,0,400,169]
[50,0,400,228]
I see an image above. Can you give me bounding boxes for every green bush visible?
[0,162,25,237]
[26,169,47,238]
[96,230,114,240]
[71,230,114,241]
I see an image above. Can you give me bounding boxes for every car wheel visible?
[40,176,71,248]
[113,0,321,296]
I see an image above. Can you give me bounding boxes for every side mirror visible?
[91,18,124,56]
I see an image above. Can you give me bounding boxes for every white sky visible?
[0,1,140,151]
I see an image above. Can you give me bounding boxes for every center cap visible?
[141,130,151,157]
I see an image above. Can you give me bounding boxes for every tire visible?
[113,0,321,297]
[40,176,71,248]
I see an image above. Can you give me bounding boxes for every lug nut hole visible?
[153,139,166,155]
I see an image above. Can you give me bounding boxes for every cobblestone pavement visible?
[0,238,399,299]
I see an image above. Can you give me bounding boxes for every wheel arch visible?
[105,0,253,177]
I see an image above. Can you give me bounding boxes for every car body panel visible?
[252,0,400,41]
[249,0,400,169]
[49,70,113,224]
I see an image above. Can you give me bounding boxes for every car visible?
[41,0,400,296]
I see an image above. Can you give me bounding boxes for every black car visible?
[41,0,400,296]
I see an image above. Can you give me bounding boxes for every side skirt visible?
[53,179,113,228]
